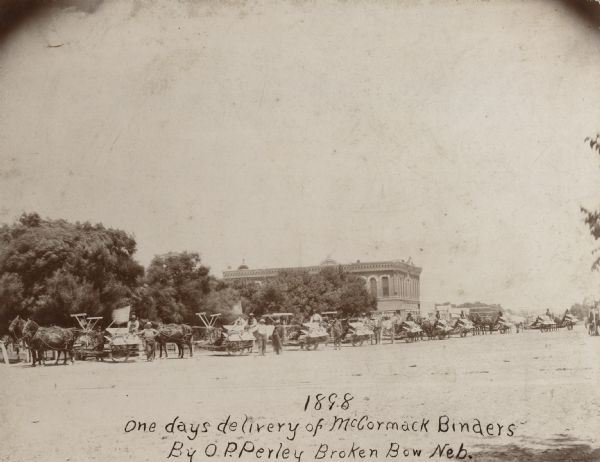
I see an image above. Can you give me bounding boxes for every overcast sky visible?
[1,0,600,312]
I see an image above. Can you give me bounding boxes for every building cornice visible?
[222,260,422,279]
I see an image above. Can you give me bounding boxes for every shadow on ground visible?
[473,437,599,462]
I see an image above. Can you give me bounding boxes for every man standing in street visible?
[140,322,159,361]
[256,319,269,356]
[373,315,382,345]
[272,320,284,355]
[332,318,343,350]
[246,314,258,352]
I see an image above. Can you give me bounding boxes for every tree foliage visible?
[568,302,589,321]
[229,266,376,319]
[204,287,243,324]
[0,213,144,331]
[135,252,211,324]
[582,134,600,270]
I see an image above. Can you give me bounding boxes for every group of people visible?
[125,309,415,360]
[244,314,285,356]
[243,310,397,354]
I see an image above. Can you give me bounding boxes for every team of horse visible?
[154,322,194,359]
[6,315,194,366]
[8,316,78,366]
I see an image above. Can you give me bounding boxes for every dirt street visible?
[1,326,599,462]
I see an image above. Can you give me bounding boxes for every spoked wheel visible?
[110,346,130,363]
[226,343,238,356]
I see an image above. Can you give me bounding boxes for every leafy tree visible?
[230,279,264,315]
[0,272,24,332]
[582,134,600,270]
[227,266,375,319]
[0,214,144,331]
[204,287,243,324]
[568,302,588,321]
[141,252,212,323]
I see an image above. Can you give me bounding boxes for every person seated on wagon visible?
[247,314,257,328]
[128,315,140,333]
[406,312,414,322]
[309,310,323,324]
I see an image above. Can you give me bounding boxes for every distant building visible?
[434,303,465,321]
[433,302,504,321]
[223,257,422,316]
[458,303,503,321]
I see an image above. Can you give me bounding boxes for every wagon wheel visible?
[110,345,130,363]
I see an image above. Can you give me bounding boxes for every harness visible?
[157,328,191,342]
[26,326,75,352]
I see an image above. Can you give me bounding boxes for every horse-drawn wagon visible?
[297,322,329,350]
[342,319,373,346]
[453,318,474,337]
[431,318,453,340]
[196,313,254,355]
[495,317,512,334]
[530,315,556,333]
[399,320,423,342]
[560,312,576,331]
[71,313,142,362]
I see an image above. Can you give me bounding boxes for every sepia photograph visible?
[1,0,600,461]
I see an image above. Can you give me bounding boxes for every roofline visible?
[222,259,422,279]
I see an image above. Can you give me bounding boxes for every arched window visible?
[369,278,378,297]
[382,276,389,297]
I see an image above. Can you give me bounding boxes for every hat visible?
[259,319,265,323]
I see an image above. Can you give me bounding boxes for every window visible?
[369,278,378,297]
[382,276,389,297]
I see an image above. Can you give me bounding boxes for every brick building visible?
[222,257,422,317]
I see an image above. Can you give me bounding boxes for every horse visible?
[54,327,82,363]
[453,318,473,337]
[8,316,37,365]
[417,319,436,340]
[156,323,194,358]
[20,319,77,366]
[469,314,488,335]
